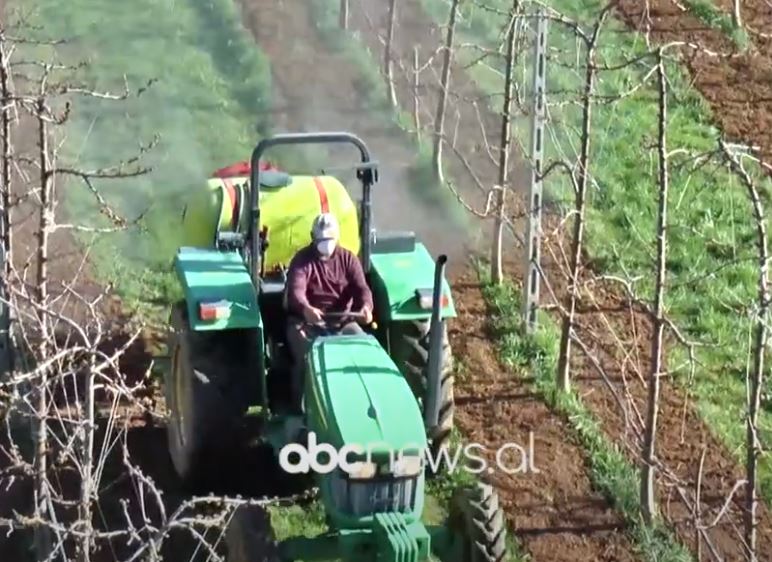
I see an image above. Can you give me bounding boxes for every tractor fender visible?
[369,240,456,322]
[173,247,262,331]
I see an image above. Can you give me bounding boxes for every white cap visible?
[311,212,340,241]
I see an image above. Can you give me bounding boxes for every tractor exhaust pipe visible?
[424,254,447,431]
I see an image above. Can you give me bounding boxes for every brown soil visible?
[451,271,640,561]
[616,0,772,164]
[347,0,772,559]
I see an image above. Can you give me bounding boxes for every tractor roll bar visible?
[248,132,378,286]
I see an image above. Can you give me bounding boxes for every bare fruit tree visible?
[491,0,521,284]
[384,0,398,108]
[431,0,461,183]
[640,48,669,526]
[720,140,769,562]
[0,16,331,560]
[555,4,614,393]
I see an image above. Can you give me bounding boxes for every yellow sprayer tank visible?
[181,168,360,271]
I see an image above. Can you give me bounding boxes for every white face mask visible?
[316,239,337,257]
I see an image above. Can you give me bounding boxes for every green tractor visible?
[163,132,507,561]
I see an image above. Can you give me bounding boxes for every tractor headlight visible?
[344,460,378,480]
[391,455,423,477]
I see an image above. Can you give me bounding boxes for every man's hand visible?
[360,306,373,325]
[302,305,323,324]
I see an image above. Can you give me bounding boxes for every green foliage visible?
[268,501,328,540]
[478,269,693,562]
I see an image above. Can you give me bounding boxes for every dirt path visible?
[347,0,772,559]
[451,271,641,561]
[236,0,479,271]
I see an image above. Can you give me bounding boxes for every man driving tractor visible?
[285,212,374,411]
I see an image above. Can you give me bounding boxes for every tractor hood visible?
[306,335,427,458]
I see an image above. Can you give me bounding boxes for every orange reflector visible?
[198,300,231,321]
[417,291,450,310]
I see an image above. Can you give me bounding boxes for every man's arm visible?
[286,254,311,316]
[346,251,374,312]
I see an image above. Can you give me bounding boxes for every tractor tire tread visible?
[226,505,281,562]
[165,301,252,489]
[389,319,454,455]
[452,482,508,562]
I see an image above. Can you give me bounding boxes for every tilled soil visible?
[450,270,641,561]
[348,0,772,559]
[617,0,772,164]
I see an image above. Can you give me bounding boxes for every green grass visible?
[17,0,275,317]
[419,0,772,508]
[478,263,693,562]
[683,0,749,48]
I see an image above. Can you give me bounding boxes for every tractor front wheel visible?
[389,319,454,458]
[165,302,253,490]
[226,505,281,562]
[449,482,507,562]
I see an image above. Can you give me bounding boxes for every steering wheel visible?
[302,311,377,333]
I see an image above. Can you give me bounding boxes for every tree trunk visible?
[340,0,349,30]
[722,139,769,562]
[0,39,11,276]
[413,46,420,142]
[640,52,669,526]
[733,0,742,28]
[0,37,12,377]
[384,0,398,108]
[556,42,597,393]
[78,358,96,562]
[744,182,768,562]
[431,0,460,184]
[33,96,53,560]
[491,3,519,284]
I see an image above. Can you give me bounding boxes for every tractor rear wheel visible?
[449,482,507,562]
[389,319,454,458]
[225,505,281,562]
[165,302,253,490]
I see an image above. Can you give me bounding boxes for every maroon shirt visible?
[286,244,373,317]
